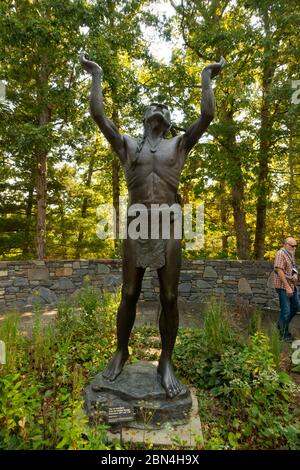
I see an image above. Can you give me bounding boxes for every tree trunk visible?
[220,181,228,255]
[181,183,190,205]
[219,103,250,259]
[254,163,269,260]
[36,150,47,260]
[36,65,50,260]
[22,184,34,257]
[232,180,250,259]
[254,62,274,259]
[76,154,95,258]
[287,125,294,236]
[59,201,67,259]
[254,8,276,260]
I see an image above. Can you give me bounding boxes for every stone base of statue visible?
[85,361,192,430]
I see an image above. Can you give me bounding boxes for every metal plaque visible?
[107,405,134,424]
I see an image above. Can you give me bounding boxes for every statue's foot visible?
[93,350,129,390]
[157,358,183,398]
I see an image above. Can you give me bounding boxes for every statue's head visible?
[143,102,171,132]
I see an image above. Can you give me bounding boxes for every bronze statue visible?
[80,53,225,398]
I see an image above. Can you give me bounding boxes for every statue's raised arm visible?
[80,53,126,164]
[181,56,225,153]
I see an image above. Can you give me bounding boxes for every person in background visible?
[274,237,299,342]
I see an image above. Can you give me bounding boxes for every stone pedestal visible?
[85,361,192,430]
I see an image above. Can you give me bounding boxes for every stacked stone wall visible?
[0,259,283,313]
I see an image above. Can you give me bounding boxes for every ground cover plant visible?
[0,288,299,450]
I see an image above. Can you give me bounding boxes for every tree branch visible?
[169,0,210,60]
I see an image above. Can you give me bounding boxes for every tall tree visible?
[0,0,88,258]
[168,0,253,258]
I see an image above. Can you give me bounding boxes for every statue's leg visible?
[102,238,145,381]
[157,238,183,398]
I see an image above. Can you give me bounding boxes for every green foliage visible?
[0,373,43,449]
[0,0,153,260]
[267,323,282,370]
[248,307,262,336]
[1,0,300,259]
[0,313,25,373]
[174,300,241,387]
[0,295,299,450]
[203,300,237,355]
[174,301,300,449]
[0,286,121,449]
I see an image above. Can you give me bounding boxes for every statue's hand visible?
[80,53,102,76]
[202,56,225,79]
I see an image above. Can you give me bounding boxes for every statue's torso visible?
[123,135,186,207]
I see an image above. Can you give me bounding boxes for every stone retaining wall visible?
[0,259,284,313]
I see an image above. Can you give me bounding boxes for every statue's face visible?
[144,102,171,128]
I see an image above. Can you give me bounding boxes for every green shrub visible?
[248,307,262,336]
[0,288,122,450]
[174,307,300,449]
[174,300,241,388]
[0,373,43,449]
[1,296,299,450]
[267,323,282,370]
[203,299,238,355]
[0,313,26,374]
